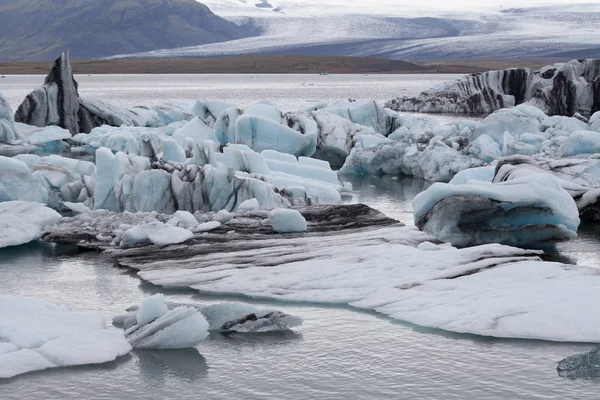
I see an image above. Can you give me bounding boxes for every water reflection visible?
[209,330,303,345]
[136,349,208,383]
[342,174,432,225]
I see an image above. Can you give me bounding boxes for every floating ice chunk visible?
[172,117,218,146]
[162,138,186,163]
[269,208,307,233]
[557,130,600,157]
[214,209,234,224]
[193,100,236,126]
[148,226,194,247]
[124,222,600,343]
[470,105,546,144]
[557,348,600,380]
[0,201,62,248]
[468,134,502,162]
[324,99,391,135]
[63,202,92,214]
[449,166,496,185]
[245,103,283,122]
[311,111,380,168]
[167,210,198,229]
[24,125,71,145]
[220,144,270,175]
[136,294,169,325]
[121,221,165,247]
[235,115,316,157]
[0,295,131,379]
[195,221,221,232]
[115,297,209,350]
[214,106,242,145]
[413,168,580,247]
[199,302,303,333]
[0,156,48,203]
[263,150,340,186]
[236,198,260,214]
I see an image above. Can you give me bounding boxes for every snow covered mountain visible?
[112,1,600,61]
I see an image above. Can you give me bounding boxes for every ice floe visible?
[0,295,131,379]
[100,218,600,343]
[113,294,209,349]
[114,295,302,340]
[0,201,61,248]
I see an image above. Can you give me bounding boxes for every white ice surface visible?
[0,201,62,248]
[268,208,307,233]
[0,295,131,379]
[148,226,194,247]
[118,296,209,349]
[128,224,600,342]
[136,294,169,325]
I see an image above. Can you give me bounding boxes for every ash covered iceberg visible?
[557,348,600,380]
[14,53,191,135]
[412,158,580,247]
[386,59,600,117]
[114,295,302,342]
[0,295,131,379]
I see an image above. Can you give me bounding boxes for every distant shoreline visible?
[0,56,550,75]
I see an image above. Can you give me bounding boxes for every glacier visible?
[0,295,131,379]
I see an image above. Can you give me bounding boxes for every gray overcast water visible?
[0,75,599,399]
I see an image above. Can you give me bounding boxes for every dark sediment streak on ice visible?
[387,59,600,117]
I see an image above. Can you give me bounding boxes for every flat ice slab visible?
[122,225,600,343]
[0,295,131,379]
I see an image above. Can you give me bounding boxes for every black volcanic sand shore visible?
[0,56,549,75]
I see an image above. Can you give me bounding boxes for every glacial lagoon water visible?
[1,74,600,399]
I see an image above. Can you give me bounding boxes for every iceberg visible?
[557,348,600,380]
[0,295,131,379]
[199,302,303,333]
[235,114,316,157]
[322,98,393,135]
[0,93,37,156]
[115,297,302,337]
[113,294,209,349]
[413,161,580,247]
[0,156,49,203]
[14,52,80,134]
[0,201,62,248]
[14,53,191,135]
[268,208,307,233]
[386,59,600,117]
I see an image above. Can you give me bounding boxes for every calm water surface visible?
[1,73,459,111]
[0,75,599,399]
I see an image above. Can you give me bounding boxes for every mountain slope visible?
[0,0,245,61]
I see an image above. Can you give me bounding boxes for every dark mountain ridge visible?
[0,0,246,61]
